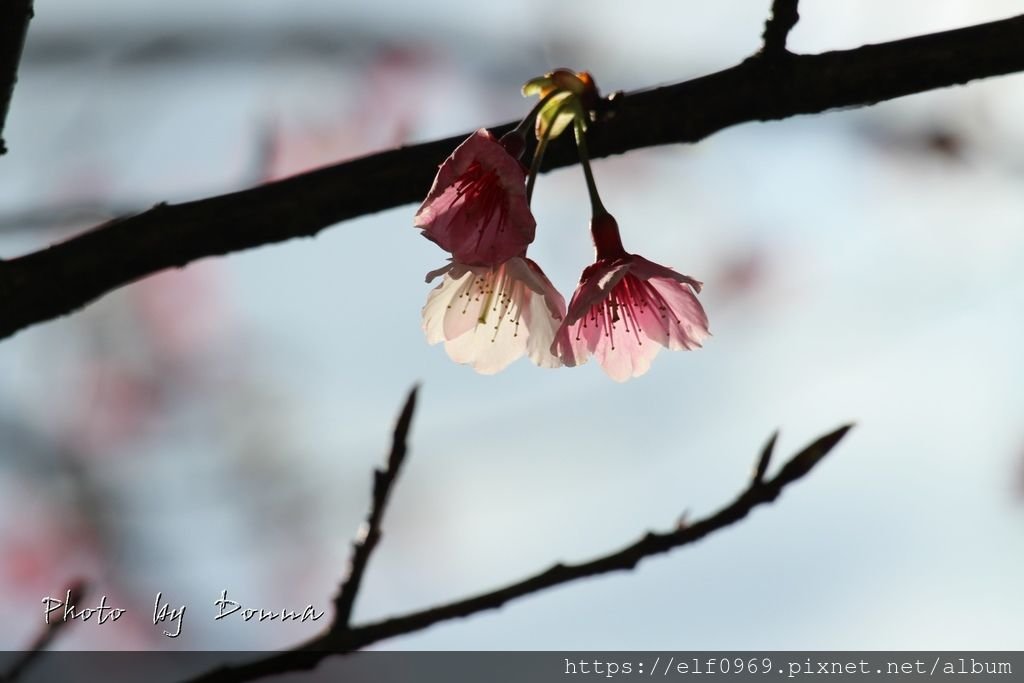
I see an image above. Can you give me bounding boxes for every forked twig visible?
[761,0,800,56]
[185,410,853,683]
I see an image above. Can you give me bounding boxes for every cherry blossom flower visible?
[414,129,535,266]
[553,214,709,382]
[422,257,565,374]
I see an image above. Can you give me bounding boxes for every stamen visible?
[460,275,479,315]
[641,280,681,324]
[618,276,645,346]
[602,298,615,350]
[479,269,499,324]
[487,264,523,342]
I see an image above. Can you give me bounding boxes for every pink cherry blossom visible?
[553,215,709,382]
[422,257,565,374]
[414,129,536,266]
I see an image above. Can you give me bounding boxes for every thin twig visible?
[761,0,800,57]
[2,13,1024,340]
[0,0,34,156]
[1,579,88,683]
[184,424,853,683]
[753,429,779,485]
[333,385,418,626]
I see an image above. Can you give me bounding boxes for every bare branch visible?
[761,0,800,57]
[1,579,87,683]
[184,423,853,683]
[773,424,853,485]
[333,385,418,626]
[0,0,34,156]
[3,14,1024,340]
[752,429,778,485]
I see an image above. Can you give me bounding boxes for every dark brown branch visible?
[185,424,853,683]
[1,579,87,683]
[752,429,778,485]
[0,0,34,156]
[333,385,418,626]
[178,388,420,683]
[761,0,800,56]
[4,13,1024,340]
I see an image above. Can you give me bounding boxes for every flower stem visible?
[574,117,607,217]
[526,134,548,204]
[526,95,576,204]
[512,89,560,139]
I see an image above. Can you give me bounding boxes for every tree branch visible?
[3,13,1024,341]
[0,0,34,157]
[184,423,853,683]
[752,429,779,485]
[761,0,800,57]
[332,385,418,626]
[0,579,87,683]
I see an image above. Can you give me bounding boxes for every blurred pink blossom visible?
[262,45,450,180]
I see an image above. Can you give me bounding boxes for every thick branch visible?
[0,0,34,156]
[3,14,1024,340]
[761,0,800,56]
[185,424,853,683]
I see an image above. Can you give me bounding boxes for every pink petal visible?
[414,129,535,266]
[646,277,710,350]
[591,312,661,382]
[551,252,710,380]
[562,257,632,327]
[619,275,670,348]
[628,254,703,293]
[552,318,588,369]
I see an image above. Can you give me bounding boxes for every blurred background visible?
[0,0,1022,652]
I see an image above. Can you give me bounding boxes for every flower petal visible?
[562,257,632,326]
[628,254,703,293]
[591,313,661,382]
[423,257,567,374]
[507,257,565,369]
[422,267,473,344]
[443,306,527,375]
[414,129,535,266]
[647,277,710,350]
[445,269,496,340]
[552,251,709,380]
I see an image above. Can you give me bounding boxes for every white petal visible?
[443,284,528,374]
[422,269,474,344]
[524,289,562,369]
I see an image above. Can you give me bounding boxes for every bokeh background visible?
[1,0,1022,652]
